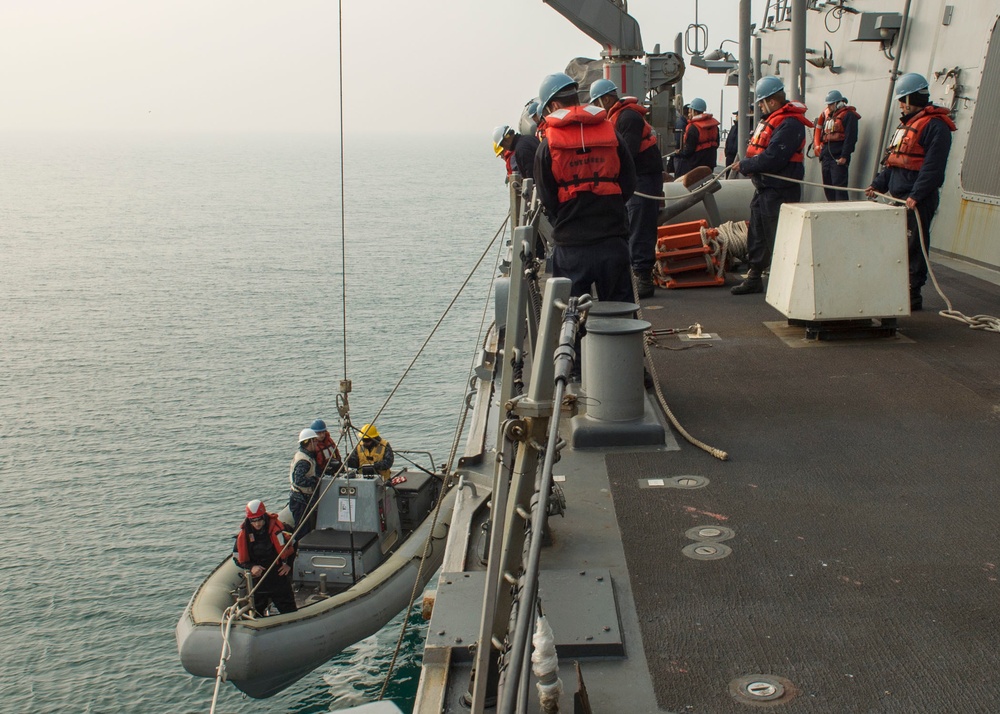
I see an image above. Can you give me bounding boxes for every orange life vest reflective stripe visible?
[607,97,658,154]
[885,106,957,171]
[746,102,812,161]
[236,514,293,566]
[545,105,623,203]
[813,105,860,153]
[683,114,720,152]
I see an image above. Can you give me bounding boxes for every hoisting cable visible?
[758,172,1000,333]
[337,0,348,380]
[376,213,509,700]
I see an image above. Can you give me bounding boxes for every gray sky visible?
[2,0,745,136]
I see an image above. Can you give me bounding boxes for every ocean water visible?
[0,131,508,713]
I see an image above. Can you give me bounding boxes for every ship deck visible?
[602,258,1000,713]
[421,256,1000,714]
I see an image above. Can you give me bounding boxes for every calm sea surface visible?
[0,132,508,713]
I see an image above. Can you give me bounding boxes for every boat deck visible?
[604,260,1000,712]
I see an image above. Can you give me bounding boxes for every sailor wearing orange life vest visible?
[866,73,955,312]
[310,418,342,476]
[493,123,541,181]
[813,90,860,201]
[588,78,664,300]
[232,499,297,616]
[533,73,636,303]
[675,98,720,178]
[730,76,813,295]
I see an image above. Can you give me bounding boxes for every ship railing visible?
[463,176,581,712]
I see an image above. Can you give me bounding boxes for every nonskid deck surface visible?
[607,263,1000,713]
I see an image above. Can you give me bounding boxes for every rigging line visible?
[442,219,509,475]
[338,0,348,380]
[377,218,506,699]
[368,214,510,428]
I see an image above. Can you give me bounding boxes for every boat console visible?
[293,469,440,589]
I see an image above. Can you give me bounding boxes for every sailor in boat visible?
[310,418,343,476]
[588,77,665,300]
[813,89,860,202]
[729,75,813,296]
[346,423,395,481]
[232,499,297,616]
[287,427,322,538]
[865,72,956,312]
[533,72,636,302]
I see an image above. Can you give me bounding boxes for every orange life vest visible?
[746,101,813,161]
[683,114,721,152]
[885,106,957,171]
[812,105,860,153]
[502,150,514,175]
[607,97,659,154]
[545,104,623,203]
[315,433,342,474]
[235,514,294,566]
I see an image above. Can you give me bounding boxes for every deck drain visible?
[685,525,735,542]
[681,542,732,560]
[730,675,796,706]
[641,475,709,489]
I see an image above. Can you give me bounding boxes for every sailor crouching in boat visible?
[287,427,322,539]
[233,499,297,616]
[865,72,956,312]
[346,423,394,481]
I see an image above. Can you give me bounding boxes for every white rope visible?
[758,172,1000,334]
[208,602,251,714]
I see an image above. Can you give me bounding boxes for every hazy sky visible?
[2,0,746,136]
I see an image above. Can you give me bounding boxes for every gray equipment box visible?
[294,529,381,587]
[393,471,440,531]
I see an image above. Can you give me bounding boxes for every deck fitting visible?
[730,675,796,706]
[681,542,732,560]
[685,525,735,542]
[641,475,709,489]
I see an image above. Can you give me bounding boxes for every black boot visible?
[909,288,923,311]
[731,274,764,295]
[633,269,655,299]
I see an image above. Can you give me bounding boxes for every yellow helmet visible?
[360,423,379,439]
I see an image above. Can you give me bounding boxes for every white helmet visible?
[298,427,318,443]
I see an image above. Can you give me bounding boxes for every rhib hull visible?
[176,487,456,699]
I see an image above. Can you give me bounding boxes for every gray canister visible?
[582,317,651,422]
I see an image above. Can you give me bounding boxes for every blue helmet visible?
[894,72,930,101]
[589,78,619,103]
[754,75,785,101]
[527,101,540,119]
[689,97,707,113]
[310,419,327,432]
[538,73,578,114]
[824,89,846,104]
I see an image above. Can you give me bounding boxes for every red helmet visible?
[245,499,267,520]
